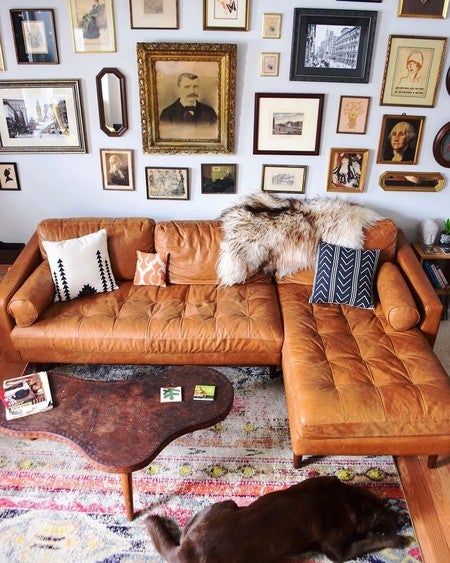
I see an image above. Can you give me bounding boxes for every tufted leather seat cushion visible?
[279,284,450,440]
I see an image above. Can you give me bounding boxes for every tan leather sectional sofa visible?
[1,217,449,465]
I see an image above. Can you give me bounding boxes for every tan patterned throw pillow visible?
[133,251,168,287]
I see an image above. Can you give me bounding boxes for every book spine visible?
[423,263,442,289]
[434,264,449,287]
[430,264,446,289]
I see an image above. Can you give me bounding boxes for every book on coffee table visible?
[1,371,53,420]
[160,386,183,403]
[193,385,216,401]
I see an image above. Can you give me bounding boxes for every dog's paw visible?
[391,535,412,549]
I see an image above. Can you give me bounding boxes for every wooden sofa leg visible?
[427,455,438,468]
[293,454,303,469]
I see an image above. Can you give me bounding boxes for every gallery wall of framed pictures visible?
[0,0,449,243]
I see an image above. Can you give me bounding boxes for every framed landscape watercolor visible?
[203,0,249,31]
[201,163,236,194]
[130,0,179,29]
[137,42,236,154]
[433,122,450,168]
[0,163,20,190]
[327,148,369,193]
[290,9,377,83]
[260,53,280,76]
[380,35,447,108]
[146,167,189,200]
[376,114,424,165]
[379,171,445,192]
[10,9,59,64]
[398,0,449,18]
[68,0,116,53]
[336,96,370,134]
[100,149,134,191]
[0,80,87,153]
[262,13,282,39]
[261,164,307,194]
[253,93,324,155]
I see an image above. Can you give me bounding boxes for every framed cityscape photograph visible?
[68,0,116,53]
[336,96,371,134]
[261,164,307,194]
[0,79,87,153]
[327,148,369,193]
[260,53,280,77]
[253,93,324,155]
[379,171,445,192]
[290,9,377,83]
[130,0,179,29]
[0,163,20,191]
[100,149,134,191]
[137,42,236,154]
[201,163,236,194]
[10,9,59,64]
[398,0,449,18]
[146,167,189,199]
[432,122,450,168]
[380,35,447,108]
[203,0,249,31]
[376,114,425,165]
[262,13,282,39]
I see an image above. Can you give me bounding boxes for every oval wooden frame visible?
[379,171,445,192]
[432,122,450,168]
[95,68,128,138]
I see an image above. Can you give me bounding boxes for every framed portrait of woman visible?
[327,149,369,193]
[100,149,134,190]
[68,0,116,53]
[376,114,425,165]
[10,9,59,64]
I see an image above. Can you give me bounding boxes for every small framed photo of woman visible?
[327,149,369,193]
[100,149,134,191]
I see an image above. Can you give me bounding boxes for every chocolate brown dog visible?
[146,476,408,562]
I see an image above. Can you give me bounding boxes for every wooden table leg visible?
[120,472,134,521]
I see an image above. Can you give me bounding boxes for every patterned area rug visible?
[0,365,421,562]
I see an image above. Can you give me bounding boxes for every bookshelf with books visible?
[412,243,450,319]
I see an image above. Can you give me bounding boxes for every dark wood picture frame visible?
[290,8,377,83]
[100,149,135,191]
[432,122,450,168]
[0,162,20,190]
[376,114,425,165]
[261,164,307,194]
[10,9,59,64]
[201,163,237,194]
[146,167,190,200]
[397,0,449,18]
[95,68,128,137]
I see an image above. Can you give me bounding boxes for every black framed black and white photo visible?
[100,149,134,191]
[290,9,377,83]
[0,162,20,190]
[10,9,59,64]
[201,164,236,194]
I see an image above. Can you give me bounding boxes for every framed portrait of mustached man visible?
[203,0,250,31]
[137,42,236,154]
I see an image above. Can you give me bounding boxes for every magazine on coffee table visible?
[1,371,53,420]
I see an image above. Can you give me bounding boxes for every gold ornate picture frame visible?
[137,42,236,154]
[379,171,445,192]
[326,148,369,193]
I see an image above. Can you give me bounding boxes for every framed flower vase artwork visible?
[290,9,377,83]
[253,93,324,156]
[203,0,250,31]
[68,0,116,53]
[327,149,369,193]
[398,0,449,18]
[380,35,447,108]
[146,167,189,200]
[260,53,280,77]
[100,149,134,191]
[0,163,20,190]
[201,163,236,194]
[130,0,179,29]
[262,13,282,39]
[261,165,307,194]
[336,96,370,134]
[432,122,450,168]
[10,9,59,64]
[376,114,424,165]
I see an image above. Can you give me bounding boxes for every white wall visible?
[0,0,449,243]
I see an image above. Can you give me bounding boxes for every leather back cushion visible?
[37,218,155,281]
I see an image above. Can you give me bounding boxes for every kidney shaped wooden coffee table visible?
[0,365,234,520]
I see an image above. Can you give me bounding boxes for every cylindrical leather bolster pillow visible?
[7,262,55,327]
[377,262,420,331]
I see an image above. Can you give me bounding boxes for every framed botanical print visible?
[336,96,370,134]
[380,35,447,108]
[10,9,59,64]
[130,0,179,29]
[0,80,87,153]
[201,163,236,194]
[327,149,369,193]
[137,42,236,154]
[0,163,20,190]
[100,149,134,190]
[253,93,324,155]
[203,0,249,31]
[398,0,449,18]
[433,122,450,168]
[290,9,377,83]
[262,13,282,39]
[260,53,280,77]
[261,165,307,194]
[68,0,116,53]
[146,167,189,200]
[376,114,425,165]
[379,171,445,192]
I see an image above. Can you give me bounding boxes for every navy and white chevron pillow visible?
[310,242,380,309]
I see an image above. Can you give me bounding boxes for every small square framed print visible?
[146,167,189,200]
[100,149,134,191]
[0,163,20,190]
[398,0,448,18]
[337,96,371,134]
[130,0,179,29]
[327,149,369,193]
[262,13,282,39]
[260,53,280,77]
[201,163,236,194]
[376,114,425,164]
[10,9,59,64]
[261,164,307,194]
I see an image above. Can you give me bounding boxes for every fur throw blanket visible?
[217,194,381,286]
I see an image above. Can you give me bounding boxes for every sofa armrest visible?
[395,230,442,346]
[0,233,41,360]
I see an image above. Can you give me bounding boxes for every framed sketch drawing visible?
[262,14,282,39]
[10,9,59,64]
[260,53,280,76]
[146,167,189,200]
[130,0,179,29]
[203,0,249,31]
[137,42,236,154]
[336,96,370,134]
[380,35,447,108]
[100,149,134,190]
[68,0,116,53]
[290,9,377,83]
[433,122,450,168]
[0,163,20,190]
[261,165,307,194]
[376,114,425,165]
[0,80,87,153]
[201,163,236,194]
[253,93,324,155]
[398,0,449,18]
[327,149,369,193]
